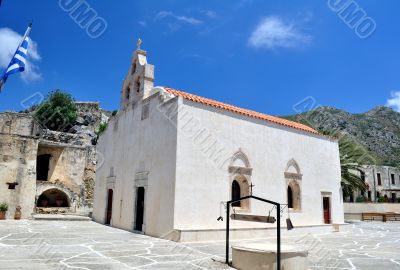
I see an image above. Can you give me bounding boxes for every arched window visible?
[287,181,301,211]
[285,159,302,211]
[125,87,130,100]
[136,78,141,93]
[287,186,293,209]
[131,61,137,75]
[232,180,241,207]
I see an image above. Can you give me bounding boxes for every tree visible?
[338,135,372,198]
[34,90,78,131]
[317,130,374,198]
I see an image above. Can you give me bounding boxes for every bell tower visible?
[120,38,154,110]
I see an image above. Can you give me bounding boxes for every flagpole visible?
[12,22,32,54]
[20,22,32,46]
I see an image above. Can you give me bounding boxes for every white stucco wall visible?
[93,95,178,237]
[93,87,344,240]
[173,99,344,232]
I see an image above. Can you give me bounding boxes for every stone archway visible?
[37,189,70,207]
[36,181,79,214]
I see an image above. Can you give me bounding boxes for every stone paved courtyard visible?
[0,220,400,269]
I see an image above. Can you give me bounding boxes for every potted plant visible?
[40,196,49,207]
[14,206,22,220]
[0,202,8,220]
[55,196,64,207]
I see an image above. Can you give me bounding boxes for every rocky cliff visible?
[284,106,400,166]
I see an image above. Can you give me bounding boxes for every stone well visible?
[232,243,309,270]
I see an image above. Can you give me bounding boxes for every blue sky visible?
[0,0,400,115]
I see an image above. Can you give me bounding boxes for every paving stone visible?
[1,220,400,269]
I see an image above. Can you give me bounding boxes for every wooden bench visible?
[362,213,384,222]
[362,212,400,222]
[384,213,400,222]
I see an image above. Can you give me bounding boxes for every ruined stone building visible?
[93,46,344,241]
[348,165,400,203]
[0,102,107,219]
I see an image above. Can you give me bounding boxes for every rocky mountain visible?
[71,102,111,138]
[284,106,400,167]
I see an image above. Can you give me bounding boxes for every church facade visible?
[92,46,344,241]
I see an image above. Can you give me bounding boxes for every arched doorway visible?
[37,189,70,207]
[232,180,241,207]
[287,181,301,211]
[106,189,113,225]
[135,187,145,231]
[287,186,293,209]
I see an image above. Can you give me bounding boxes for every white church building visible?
[92,45,344,242]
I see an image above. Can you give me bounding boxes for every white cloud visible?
[248,16,311,50]
[386,91,400,112]
[155,11,203,25]
[175,15,202,25]
[199,9,217,19]
[0,28,41,82]
[138,21,147,27]
[155,11,174,21]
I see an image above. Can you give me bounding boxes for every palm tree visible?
[338,135,372,199]
[318,130,373,198]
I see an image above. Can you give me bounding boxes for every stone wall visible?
[37,144,87,193]
[0,104,104,219]
[344,202,400,220]
[0,134,38,219]
[0,112,40,136]
[34,137,97,215]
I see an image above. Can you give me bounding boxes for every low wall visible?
[344,203,400,220]
[169,223,350,242]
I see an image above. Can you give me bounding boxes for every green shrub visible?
[356,196,366,203]
[0,202,8,212]
[377,196,385,203]
[96,122,108,136]
[34,90,77,132]
[397,197,400,203]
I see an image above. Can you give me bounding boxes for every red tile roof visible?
[163,87,321,136]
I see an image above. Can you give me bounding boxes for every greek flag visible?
[0,23,32,92]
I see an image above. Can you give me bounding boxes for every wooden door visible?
[106,189,113,225]
[135,187,145,231]
[323,197,331,224]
